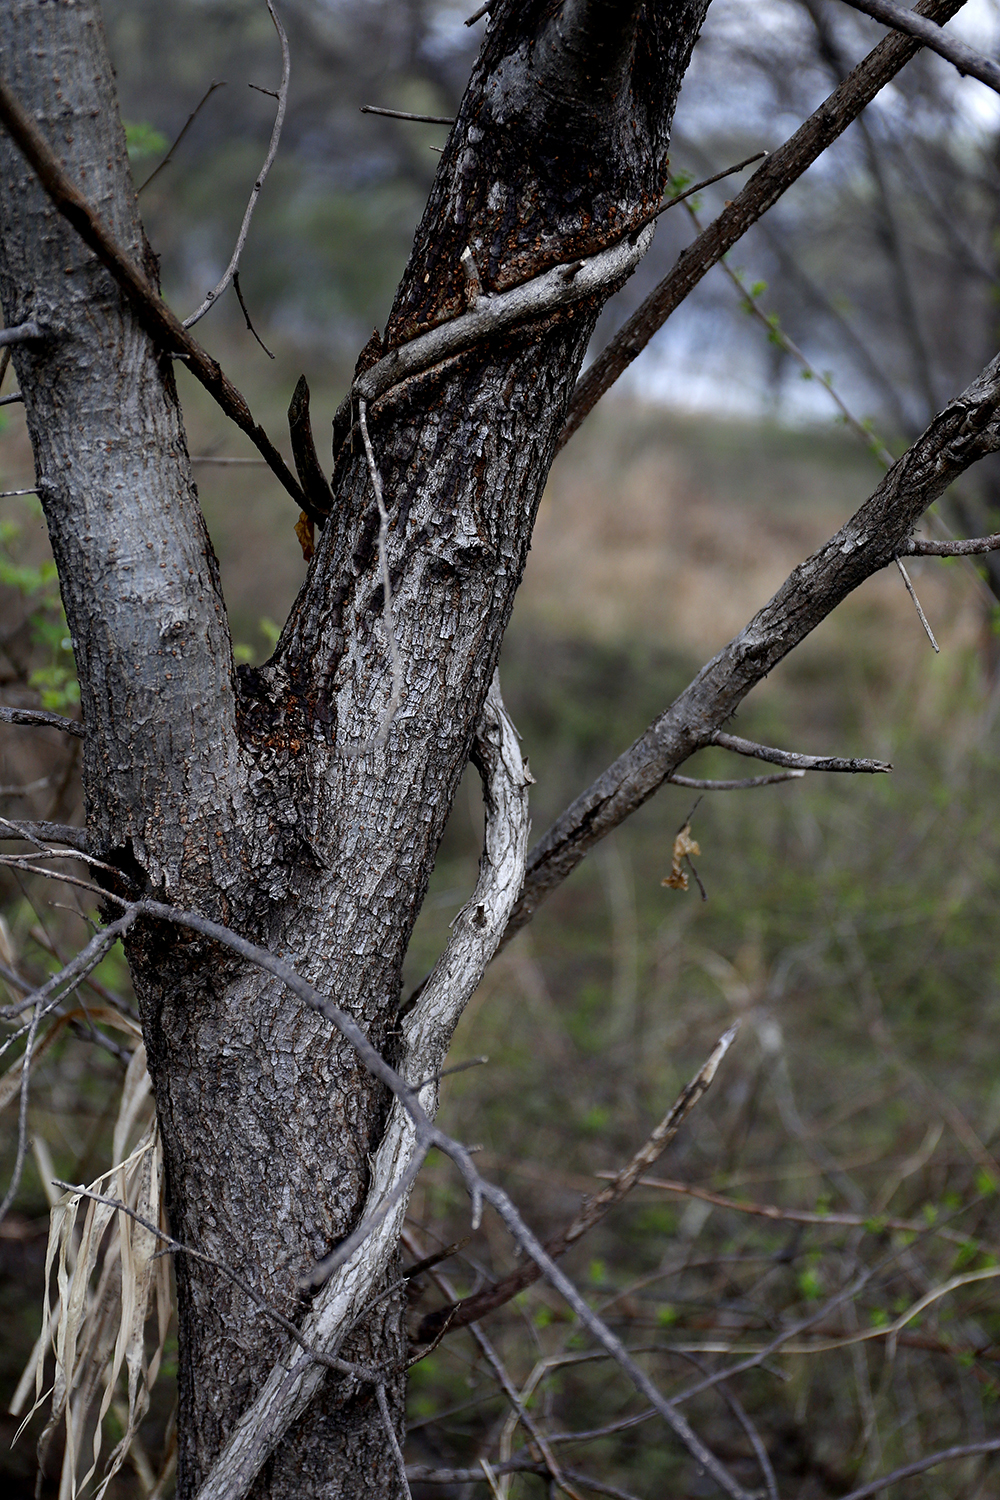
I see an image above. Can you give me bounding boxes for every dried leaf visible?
[662,823,701,892]
[10,1044,172,1500]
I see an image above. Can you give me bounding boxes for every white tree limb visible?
[192,673,533,1500]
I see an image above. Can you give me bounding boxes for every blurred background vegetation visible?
[4,0,1000,1495]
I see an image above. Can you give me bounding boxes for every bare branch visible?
[712,732,891,775]
[0,818,89,854]
[0,77,316,518]
[466,3,493,24]
[0,704,84,739]
[136,79,227,195]
[834,1438,1000,1499]
[560,0,969,448]
[183,1,289,329]
[648,152,768,222]
[376,1384,412,1500]
[503,343,1000,941]
[415,1025,738,1340]
[624,1175,988,1252]
[894,555,940,650]
[666,771,805,790]
[837,0,1000,94]
[232,271,274,359]
[906,530,1000,554]
[360,105,454,124]
[0,320,44,347]
[0,391,23,407]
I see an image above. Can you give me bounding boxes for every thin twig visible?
[666,771,805,790]
[137,79,227,195]
[623,1175,989,1251]
[403,1230,587,1500]
[0,705,84,738]
[360,105,454,124]
[415,1026,739,1341]
[376,1384,413,1499]
[713,732,891,774]
[894,556,940,650]
[906,531,1000,555]
[650,152,768,221]
[0,391,24,407]
[672,1349,778,1500]
[466,2,492,24]
[0,77,315,518]
[354,398,404,751]
[232,272,274,358]
[838,0,1000,94]
[183,2,289,329]
[833,1437,1000,1499]
[0,994,40,1225]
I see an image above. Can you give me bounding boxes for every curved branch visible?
[183,1,289,329]
[192,673,533,1500]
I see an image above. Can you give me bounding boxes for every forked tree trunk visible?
[0,1,710,1493]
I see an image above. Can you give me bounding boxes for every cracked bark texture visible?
[0,1,711,1495]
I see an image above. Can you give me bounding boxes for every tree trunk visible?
[0,0,711,1492]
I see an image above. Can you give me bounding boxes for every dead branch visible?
[415,1025,738,1342]
[360,105,454,124]
[183,1,289,329]
[894,555,940,650]
[0,818,89,853]
[0,708,83,744]
[287,375,334,518]
[0,78,317,520]
[666,771,805,790]
[837,0,1000,94]
[346,222,656,417]
[906,531,1000,554]
[560,0,969,447]
[712,732,891,775]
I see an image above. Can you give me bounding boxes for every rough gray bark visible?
[0,1,711,1494]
